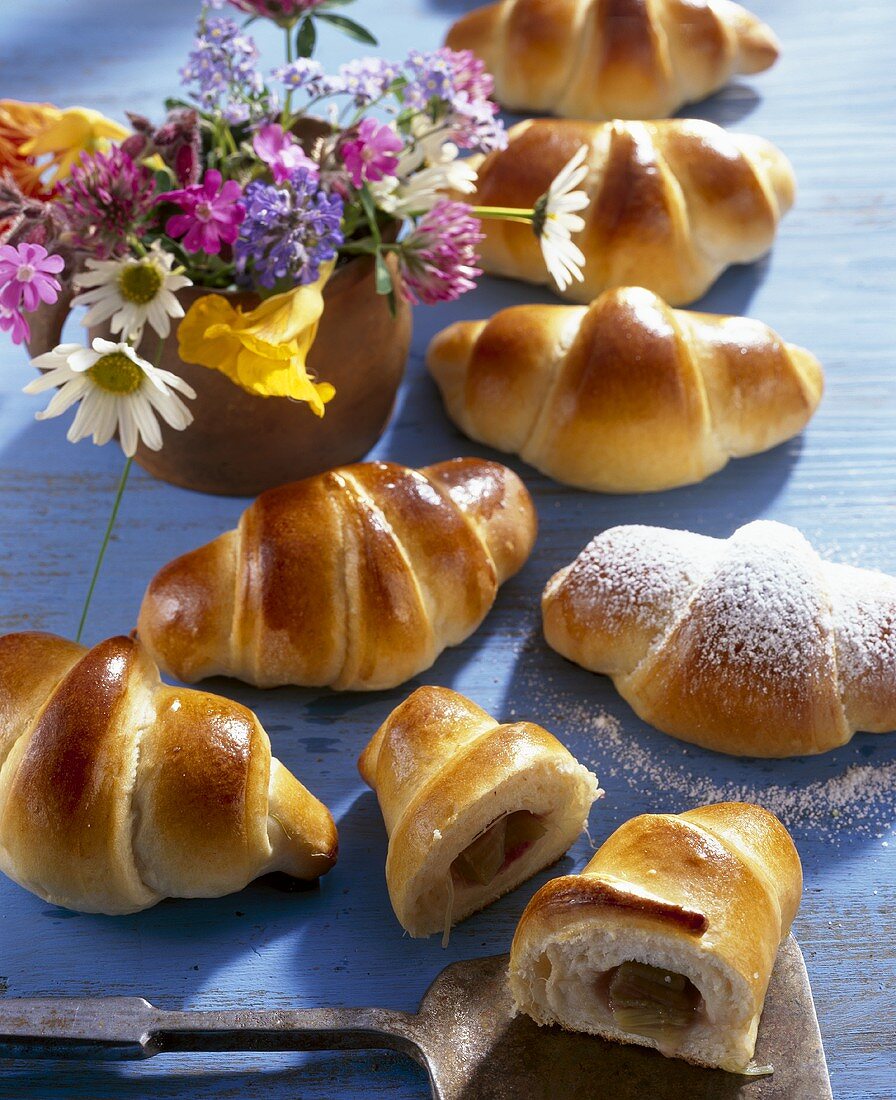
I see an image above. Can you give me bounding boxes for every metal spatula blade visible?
[0,935,830,1099]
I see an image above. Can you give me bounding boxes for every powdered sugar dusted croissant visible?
[509,802,802,1072]
[428,287,823,492]
[447,0,780,120]
[469,118,795,305]
[0,632,337,914]
[359,686,601,938]
[137,459,537,691]
[543,521,896,756]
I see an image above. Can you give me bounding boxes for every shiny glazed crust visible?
[509,802,802,1071]
[447,0,780,120]
[359,686,602,937]
[468,118,795,305]
[427,286,823,492]
[0,632,337,914]
[136,458,537,691]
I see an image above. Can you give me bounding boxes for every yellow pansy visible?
[177,270,335,415]
[18,105,129,185]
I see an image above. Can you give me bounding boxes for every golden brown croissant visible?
[359,686,601,938]
[428,286,822,492]
[0,632,337,914]
[469,118,795,305]
[447,0,780,120]
[137,459,537,691]
[543,520,896,756]
[509,802,802,1072]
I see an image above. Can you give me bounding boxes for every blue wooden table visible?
[1,1,894,1096]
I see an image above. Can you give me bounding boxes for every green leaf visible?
[295,17,317,57]
[358,185,382,245]
[374,251,394,296]
[315,12,378,46]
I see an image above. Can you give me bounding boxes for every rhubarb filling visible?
[601,961,704,1051]
[451,811,547,888]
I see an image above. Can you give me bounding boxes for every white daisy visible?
[534,144,590,292]
[372,121,478,216]
[24,338,196,457]
[72,243,192,347]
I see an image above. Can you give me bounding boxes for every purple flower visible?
[340,119,403,188]
[253,124,317,184]
[398,200,482,306]
[235,169,344,289]
[0,304,30,345]
[181,8,270,124]
[160,169,246,255]
[403,49,454,109]
[56,147,156,259]
[0,242,64,314]
[402,47,506,154]
[442,48,495,103]
[271,58,325,93]
[338,57,399,105]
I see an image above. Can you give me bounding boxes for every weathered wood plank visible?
[0,1,894,1097]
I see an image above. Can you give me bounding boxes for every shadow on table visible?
[0,1050,428,1100]
[494,620,896,866]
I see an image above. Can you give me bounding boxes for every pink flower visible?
[341,118,403,189]
[397,200,483,306]
[159,169,246,255]
[253,124,317,185]
[0,305,30,345]
[0,242,64,314]
[227,0,325,23]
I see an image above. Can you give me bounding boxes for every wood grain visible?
[0,1,894,1097]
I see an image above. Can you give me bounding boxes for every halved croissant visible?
[137,458,537,691]
[447,0,780,120]
[543,520,896,756]
[428,286,823,492]
[359,686,602,938]
[0,632,337,914]
[469,118,795,305]
[509,802,802,1072]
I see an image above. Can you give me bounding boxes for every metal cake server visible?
[0,935,830,1099]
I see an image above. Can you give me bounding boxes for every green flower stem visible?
[75,336,163,644]
[471,206,535,225]
[75,455,133,644]
[282,25,295,125]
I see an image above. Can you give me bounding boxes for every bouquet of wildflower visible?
[0,0,587,638]
[2,0,586,432]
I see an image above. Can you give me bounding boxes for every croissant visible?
[137,458,537,692]
[447,0,780,121]
[542,520,896,756]
[359,685,602,938]
[509,802,802,1072]
[469,118,795,305]
[427,286,823,493]
[0,632,337,915]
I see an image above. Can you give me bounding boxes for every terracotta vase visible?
[29,252,412,496]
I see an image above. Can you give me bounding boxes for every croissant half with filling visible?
[428,287,823,493]
[447,0,780,121]
[0,632,337,914]
[137,458,537,691]
[543,520,896,756]
[468,118,795,305]
[509,802,802,1072]
[359,686,602,938]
